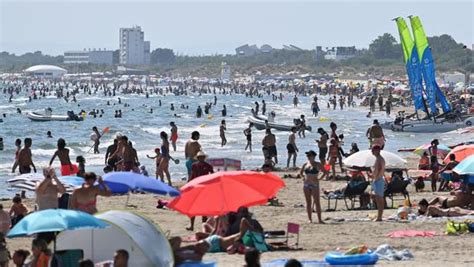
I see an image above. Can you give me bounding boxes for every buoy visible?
[319,117,329,122]
[200,124,206,128]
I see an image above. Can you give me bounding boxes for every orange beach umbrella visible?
[168,171,285,217]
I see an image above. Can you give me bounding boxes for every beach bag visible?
[446,220,469,235]
[242,231,269,252]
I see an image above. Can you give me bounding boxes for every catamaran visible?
[384,16,473,133]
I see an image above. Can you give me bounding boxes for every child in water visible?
[76,156,86,177]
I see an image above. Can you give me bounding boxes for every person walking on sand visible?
[287,127,298,168]
[262,128,278,164]
[184,131,201,180]
[187,151,214,231]
[300,150,326,224]
[244,123,254,152]
[16,138,36,174]
[369,145,385,221]
[49,138,78,176]
[220,120,227,146]
[91,126,102,154]
[170,122,178,152]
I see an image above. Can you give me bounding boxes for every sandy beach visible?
[3,167,472,266]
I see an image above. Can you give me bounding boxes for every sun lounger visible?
[323,181,370,211]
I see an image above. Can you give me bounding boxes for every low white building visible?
[24,65,67,78]
[64,49,114,65]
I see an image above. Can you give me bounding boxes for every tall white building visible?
[119,26,150,65]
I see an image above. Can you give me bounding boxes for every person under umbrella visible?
[70,172,112,214]
[187,151,214,231]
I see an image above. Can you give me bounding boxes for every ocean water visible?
[0,90,471,197]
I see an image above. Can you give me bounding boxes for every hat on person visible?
[195,151,207,159]
[305,150,317,157]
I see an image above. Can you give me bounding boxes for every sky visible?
[0,0,472,56]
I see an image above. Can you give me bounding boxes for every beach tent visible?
[55,210,174,267]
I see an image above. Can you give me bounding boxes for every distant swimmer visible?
[262,100,266,115]
[293,95,298,107]
[171,104,175,111]
[254,101,259,115]
[47,131,53,138]
[220,120,227,146]
[222,105,227,117]
[170,122,178,152]
[244,123,254,152]
[196,106,202,118]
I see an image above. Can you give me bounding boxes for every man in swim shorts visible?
[184,131,201,180]
[370,145,385,221]
[170,122,178,152]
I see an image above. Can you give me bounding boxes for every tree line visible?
[1,33,472,77]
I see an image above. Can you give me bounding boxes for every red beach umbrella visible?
[168,171,285,217]
[444,144,474,164]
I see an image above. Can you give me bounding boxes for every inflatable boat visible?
[27,111,83,122]
[247,115,312,132]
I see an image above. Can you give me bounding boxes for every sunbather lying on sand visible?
[418,200,474,217]
[419,187,473,209]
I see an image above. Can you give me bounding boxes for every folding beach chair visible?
[286,222,300,249]
[384,178,410,208]
[324,181,370,211]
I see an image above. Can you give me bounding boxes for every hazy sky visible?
[0,0,472,56]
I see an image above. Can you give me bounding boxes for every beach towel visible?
[387,230,436,238]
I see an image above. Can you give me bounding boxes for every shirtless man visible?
[36,167,66,210]
[287,127,298,168]
[49,138,78,176]
[184,131,201,180]
[16,138,36,174]
[170,122,178,152]
[369,145,385,221]
[105,139,118,170]
[366,120,385,149]
[110,136,135,171]
[262,129,278,164]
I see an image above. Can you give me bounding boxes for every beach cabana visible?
[55,210,174,267]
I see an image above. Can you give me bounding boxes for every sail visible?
[409,16,451,114]
[394,17,426,112]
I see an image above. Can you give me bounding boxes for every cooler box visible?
[207,158,241,171]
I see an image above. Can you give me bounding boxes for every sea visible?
[0,89,471,197]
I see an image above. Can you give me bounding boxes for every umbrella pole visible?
[125,192,130,207]
[54,232,57,253]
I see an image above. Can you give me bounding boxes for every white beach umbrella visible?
[343,150,407,169]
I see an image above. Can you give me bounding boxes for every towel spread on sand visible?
[375,244,414,261]
[387,230,436,238]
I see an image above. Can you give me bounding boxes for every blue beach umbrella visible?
[103,172,180,196]
[7,209,109,238]
[453,155,474,175]
[59,175,129,194]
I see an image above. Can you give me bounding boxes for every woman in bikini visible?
[70,172,112,214]
[327,138,339,180]
[300,150,326,224]
[158,131,172,186]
